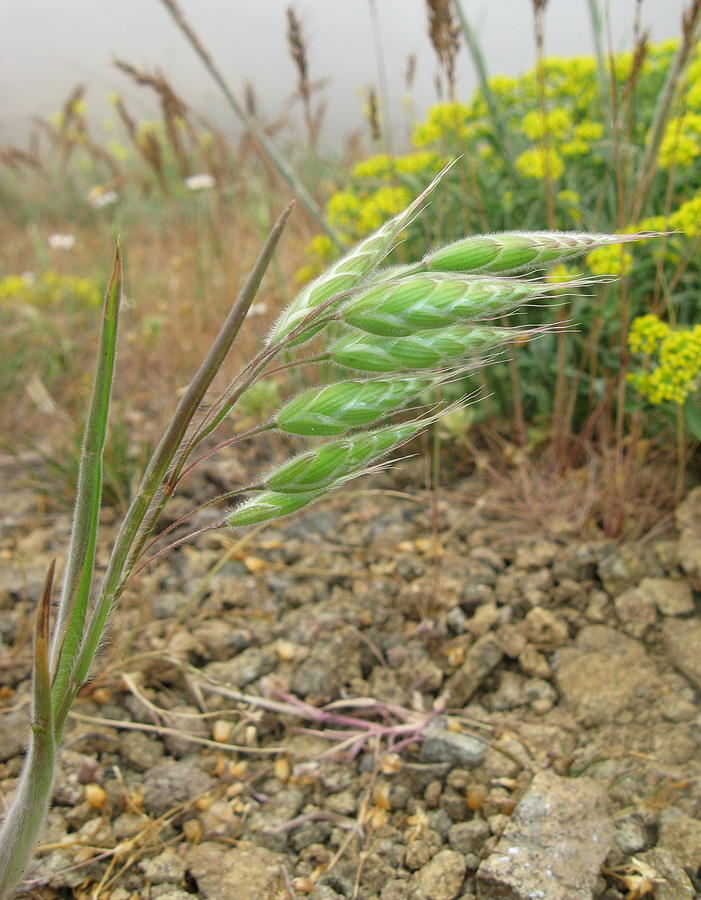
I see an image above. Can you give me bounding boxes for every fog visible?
[1,0,689,151]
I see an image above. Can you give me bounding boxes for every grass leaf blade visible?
[49,241,122,715]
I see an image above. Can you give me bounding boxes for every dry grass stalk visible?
[286,5,319,149]
[425,0,461,100]
[114,60,192,179]
[364,87,382,145]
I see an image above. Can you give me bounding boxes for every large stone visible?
[553,625,659,727]
[187,843,284,900]
[662,618,701,691]
[476,771,614,900]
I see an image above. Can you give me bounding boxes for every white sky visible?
[0,1,689,151]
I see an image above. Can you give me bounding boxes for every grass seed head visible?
[331,324,521,372]
[265,420,426,493]
[228,489,322,527]
[424,231,641,275]
[340,274,560,336]
[275,376,435,435]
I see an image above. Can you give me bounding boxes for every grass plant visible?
[0,166,648,895]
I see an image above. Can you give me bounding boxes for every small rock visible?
[203,646,277,688]
[657,812,701,879]
[552,543,600,582]
[518,643,552,679]
[614,817,648,855]
[613,587,657,638]
[381,880,413,900]
[677,530,701,590]
[553,625,659,727]
[142,760,216,819]
[476,771,614,900]
[662,618,701,690]
[421,726,486,769]
[139,849,186,884]
[187,843,284,900]
[598,545,645,596]
[637,848,696,900]
[444,633,503,707]
[448,819,491,855]
[465,602,499,638]
[405,830,443,870]
[639,576,694,617]
[515,540,559,569]
[118,730,165,773]
[416,849,466,900]
[585,590,609,623]
[0,707,29,762]
[523,607,569,652]
[162,704,209,758]
[151,591,190,619]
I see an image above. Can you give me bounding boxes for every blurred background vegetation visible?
[1,0,699,538]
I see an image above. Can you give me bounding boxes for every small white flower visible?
[48,233,76,250]
[89,189,118,209]
[248,302,268,316]
[184,172,215,191]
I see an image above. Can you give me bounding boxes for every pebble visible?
[415,849,466,900]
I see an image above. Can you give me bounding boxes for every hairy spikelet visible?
[275,376,435,435]
[331,324,522,372]
[267,226,402,346]
[339,274,568,336]
[228,489,321,527]
[424,231,645,276]
[266,420,426,493]
[267,163,455,346]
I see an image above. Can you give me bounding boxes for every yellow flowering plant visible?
[301,29,701,457]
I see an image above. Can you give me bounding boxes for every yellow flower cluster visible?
[295,234,336,284]
[0,271,101,309]
[628,316,701,405]
[586,244,632,276]
[516,146,565,180]
[521,108,572,141]
[628,314,671,354]
[352,151,441,180]
[357,185,413,233]
[668,193,701,236]
[658,113,701,168]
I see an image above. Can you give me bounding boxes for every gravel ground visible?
[1,455,700,900]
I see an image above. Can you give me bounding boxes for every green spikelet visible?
[275,376,435,435]
[228,490,322,527]
[267,174,451,347]
[425,232,639,276]
[331,324,520,372]
[266,420,425,493]
[339,274,562,336]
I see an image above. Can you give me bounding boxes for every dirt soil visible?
[1,453,700,900]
